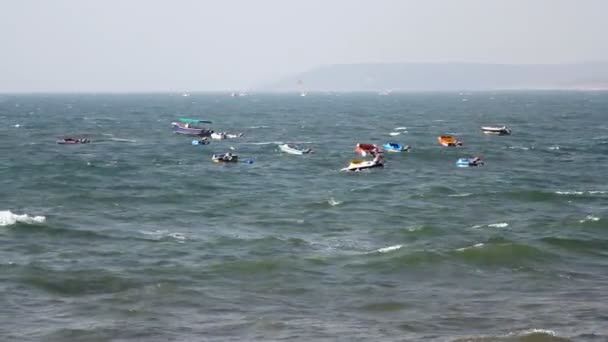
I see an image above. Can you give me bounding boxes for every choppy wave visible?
[452,328,571,342]
[327,197,342,206]
[448,193,472,197]
[555,190,608,195]
[139,230,188,243]
[370,244,403,253]
[579,215,600,223]
[0,210,46,226]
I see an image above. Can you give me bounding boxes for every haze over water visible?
[2,92,607,341]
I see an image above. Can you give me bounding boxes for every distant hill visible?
[262,62,608,92]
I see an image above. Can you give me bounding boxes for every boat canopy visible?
[179,118,213,124]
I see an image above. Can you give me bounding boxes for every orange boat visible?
[438,135,463,147]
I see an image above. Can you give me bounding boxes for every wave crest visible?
[0,210,46,226]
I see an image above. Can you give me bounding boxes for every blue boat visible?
[171,118,213,136]
[383,143,410,152]
[191,138,210,145]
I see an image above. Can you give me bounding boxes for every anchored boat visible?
[279,144,312,155]
[172,118,213,136]
[481,126,511,135]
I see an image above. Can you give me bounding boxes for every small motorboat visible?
[279,143,312,155]
[438,135,463,147]
[341,159,384,172]
[211,132,244,140]
[191,138,210,145]
[456,157,484,167]
[212,153,238,163]
[481,126,511,135]
[57,138,90,144]
[383,143,410,152]
[211,132,226,140]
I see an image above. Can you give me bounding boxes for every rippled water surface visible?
[1,92,607,341]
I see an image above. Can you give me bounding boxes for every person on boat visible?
[470,156,483,166]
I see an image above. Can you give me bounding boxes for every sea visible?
[1,92,607,341]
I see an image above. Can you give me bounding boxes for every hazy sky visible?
[1,0,607,92]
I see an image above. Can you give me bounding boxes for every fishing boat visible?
[438,135,463,147]
[212,153,238,163]
[278,143,312,155]
[341,159,384,172]
[57,137,90,144]
[456,157,484,167]
[481,126,511,135]
[171,118,213,136]
[383,143,410,152]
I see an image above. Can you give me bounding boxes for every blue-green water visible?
[1,92,607,341]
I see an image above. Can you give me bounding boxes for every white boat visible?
[211,132,243,140]
[279,143,312,155]
[211,132,226,140]
[481,126,511,135]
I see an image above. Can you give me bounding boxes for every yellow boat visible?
[341,159,383,172]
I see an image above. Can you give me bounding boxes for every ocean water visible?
[1,92,607,341]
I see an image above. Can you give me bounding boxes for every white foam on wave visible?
[508,146,532,150]
[459,328,559,341]
[555,190,608,196]
[389,132,400,136]
[110,137,137,143]
[548,145,560,150]
[394,127,407,130]
[0,210,46,226]
[508,328,557,338]
[373,244,403,253]
[456,243,484,251]
[249,125,270,129]
[140,230,187,243]
[488,222,509,228]
[555,191,584,195]
[448,193,472,197]
[328,198,342,206]
[246,141,283,145]
[580,215,600,223]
